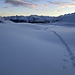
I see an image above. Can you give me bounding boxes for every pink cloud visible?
[61,3,75,8]
[48,1,75,8]
[4,0,38,8]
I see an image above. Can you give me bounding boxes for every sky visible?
[0,0,75,16]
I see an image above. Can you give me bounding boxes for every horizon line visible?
[1,12,75,17]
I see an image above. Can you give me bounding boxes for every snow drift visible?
[0,23,75,75]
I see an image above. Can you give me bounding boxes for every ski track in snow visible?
[44,27,75,67]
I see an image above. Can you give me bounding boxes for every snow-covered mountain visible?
[0,17,4,23]
[4,15,54,23]
[3,12,75,23]
[54,13,75,23]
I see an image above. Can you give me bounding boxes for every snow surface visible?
[0,17,13,24]
[0,23,75,75]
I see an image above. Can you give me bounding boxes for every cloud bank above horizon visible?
[0,0,75,16]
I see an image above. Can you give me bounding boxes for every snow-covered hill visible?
[0,23,75,75]
[55,13,75,23]
[0,16,13,23]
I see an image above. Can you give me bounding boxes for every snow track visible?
[53,31,75,66]
[0,23,75,75]
[44,27,75,67]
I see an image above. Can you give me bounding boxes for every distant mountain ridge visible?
[57,13,75,23]
[4,15,54,23]
[1,12,75,23]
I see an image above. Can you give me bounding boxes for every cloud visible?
[72,0,75,1]
[48,1,66,5]
[56,10,64,12]
[4,0,75,9]
[38,4,48,8]
[3,6,9,8]
[48,1,75,8]
[51,10,64,12]
[61,3,75,8]
[4,0,38,8]
[4,0,49,9]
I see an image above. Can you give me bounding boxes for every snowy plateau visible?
[0,13,75,75]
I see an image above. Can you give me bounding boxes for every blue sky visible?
[0,0,75,16]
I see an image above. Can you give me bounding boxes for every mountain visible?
[4,15,54,23]
[55,13,75,23]
[3,12,75,23]
[0,17,4,23]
